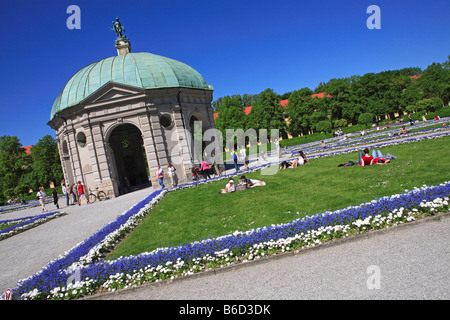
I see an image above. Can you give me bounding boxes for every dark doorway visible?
[109,124,149,193]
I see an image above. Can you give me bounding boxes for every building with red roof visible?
[311,92,332,99]
[22,145,33,155]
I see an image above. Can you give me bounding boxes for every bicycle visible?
[87,187,109,204]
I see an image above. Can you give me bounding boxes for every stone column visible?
[142,105,165,186]
[171,104,192,182]
[65,127,83,184]
[85,122,117,197]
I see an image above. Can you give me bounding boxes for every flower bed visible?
[0,211,65,240]
[6,133,450,300]
[11,180,450,300]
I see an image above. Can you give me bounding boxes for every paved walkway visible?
[0,128,448,297]
[0,186,158,291]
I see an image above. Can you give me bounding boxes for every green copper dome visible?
[50,52,212,120]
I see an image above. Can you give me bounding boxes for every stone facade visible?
[48,82,215,198]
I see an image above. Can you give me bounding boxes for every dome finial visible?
[111,17,131,55]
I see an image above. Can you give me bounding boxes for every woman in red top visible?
[359,148,373,167]
[77,181,85,206]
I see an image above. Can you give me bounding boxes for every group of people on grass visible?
[155,144,393,194]
[358,148,391,166]
[339,148,394,167]
[220,175,266,194]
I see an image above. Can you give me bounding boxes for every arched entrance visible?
[109,123,149,193]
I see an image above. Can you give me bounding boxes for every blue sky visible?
[0,0,449,147]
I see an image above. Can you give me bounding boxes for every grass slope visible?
[107,136,450,259]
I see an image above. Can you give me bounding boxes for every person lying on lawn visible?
[370,149,391,165]
[220,179,236,193]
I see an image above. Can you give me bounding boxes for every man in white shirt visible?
[240,146,249,169]
[37,187,47,213]
[62,183,69,207]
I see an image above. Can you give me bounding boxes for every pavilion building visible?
[48,33,215,197]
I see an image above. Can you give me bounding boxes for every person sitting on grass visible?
[281,150,310,170]
[342,149,391,167]
[289,151,309,168]
[398,125,407,135]
[298,150,309,165]
[358,148,373,167]
[220,179,236,194]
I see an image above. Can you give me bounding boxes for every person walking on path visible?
[408,113,415,126]
[77,181,85,206]
[156,166,164,189]
[200,160,211,179]
[240,146,249,170]
[232,149,239,173]
[71,183,78,205]
[67,184,72,205]
[62,183,69,207]
[275,139,281,157]
[211,152,222,177]
[36,187,47,213]
[167,163,177,188]
[52,188,59,209]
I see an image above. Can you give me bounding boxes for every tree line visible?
[213,55,450,139]
[0,135,63,204]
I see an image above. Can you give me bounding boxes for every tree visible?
[400,76,424,114]
[279,91,292,100]
[28,135,63,189]
[334,118,348,128]
[358,113,375,127]
[242,93,259,107]
[285,88,314,136]
[214,96,247,129]
[315,120,332,134]
[0,136,30,200]
[248,88,287,140]
[419,57,450,105]
[406,97,443,116]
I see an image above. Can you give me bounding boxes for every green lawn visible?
[107,136,450,259]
